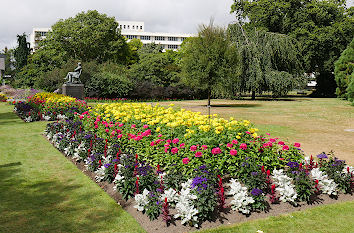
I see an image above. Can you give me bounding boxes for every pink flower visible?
[294,142,301,147]
[164,148,169,153]
[158,134,163,137]
[118,123,124,127]
[150,141,155,146]
[240,143,247,150]
[232,140,238,144]
[180,143,185,148]
[227,143,233,148]
[182,157,190,164]
[117,134,123,139]
[201,145,208,150]
[171,147,179,154]
[164,143,170,148]
[131,124,136,129]
[143,124,149,129]
[282,145,289,151]
[172,138,180,144]
[245,131,251,134]
[269,138,276,143]
[190,145,197,151]
[278,141,285,145]
[230,149,238,156]
[105,129,110,133]
[166,139,172,143]
[195,151,202,157]
[211,147,222,155]
[111,131,116,136]
[94,125,98,129]
[266,133,271,136]
[279,157,284,160]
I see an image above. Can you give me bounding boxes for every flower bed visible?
[42,102,354,228]
[14,92,88,122]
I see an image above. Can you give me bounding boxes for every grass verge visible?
[0,103,145,233]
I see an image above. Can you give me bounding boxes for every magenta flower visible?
[172,138,180,144]
[230,149,238,156]
[282,145,289,151]
[239,143,247,150]
[211,147,222,155]
[182,157,190,164]
[245,131,251,134]
[166,139,172,143]
[195,151,202,157]
[227,143,233,148]
[118,123,124,127]
[269,138,276,143]
[232,139,238,144]
[190,145,197,151]
[294,142,301,147]
[117,134,122,138]
[158,134,163,137]
[150,141,155,146]
[131,124,136,129]
[171,147,179,154]
[278,141,285,145]
[143,124,149,129]
[105,129,110,133]
[201,145,208,150]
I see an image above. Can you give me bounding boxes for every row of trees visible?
[2,1,353,100]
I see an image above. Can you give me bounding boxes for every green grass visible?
[0,103,145,233]
[197,201,354,233]
[1,101,354,233]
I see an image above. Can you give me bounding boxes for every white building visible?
[29,21,195,52]
[29,28,51,52]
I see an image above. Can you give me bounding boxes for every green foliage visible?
[334,37,354,101]
[228,23,304,98]
[86,70,132,98]
[127,38,143,64]
[231,0,354,96]
[13,34,31,71]
[181,22,237,101]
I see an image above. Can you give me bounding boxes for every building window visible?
[133,25,135,29]
[155,36,165,41]
[181,37,187,41]
[159,44,165,49]
[126,35,137,40]
[168,37,177,41]
[127,25,130,29]
[124,25,126,29]
[140,36,151,40]
[140,26,143,30]
[167,44,178,50]
[120,25,122,29]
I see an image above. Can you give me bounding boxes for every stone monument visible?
[62,62,84,99]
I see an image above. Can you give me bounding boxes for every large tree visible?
[228,23,304,99]
[40,10,129,63]
[334,37,354,102]
[231,0,354,97]
[180,22,237,106]
[13,33,31,71]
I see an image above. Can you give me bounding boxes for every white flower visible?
[73,142,86,161]
[94,156,112,182]
[24,116,32,122]
[272,169,297,204]
[311,168,337,195]
[134,189,150,211]
[56,114,67,120]
[174,179,199,227]
[161,188,178,204]
[227,178,254,214]
[342,166,354,174]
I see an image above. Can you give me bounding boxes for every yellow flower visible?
[156,127,161,132]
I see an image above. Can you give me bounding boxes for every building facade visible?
[29,21,195,52]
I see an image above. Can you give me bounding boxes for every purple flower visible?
[104,163,111,168]
[251,172,258,176]
[251,188,263,196]
[191,176,209,191]
[287,161,299,168]
[317,153,328,159]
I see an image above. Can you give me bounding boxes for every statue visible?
[65,62,82,84]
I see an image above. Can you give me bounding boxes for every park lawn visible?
[157,98,354,165]
[0,103,145,233]
[197,200,354,233]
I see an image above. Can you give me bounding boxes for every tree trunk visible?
[207,89,211,107]
[251,91,256,100]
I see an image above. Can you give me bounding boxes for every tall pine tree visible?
[14,33,31,71]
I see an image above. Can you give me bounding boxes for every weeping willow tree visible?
[228,23,304,99]
[181,21,239,106]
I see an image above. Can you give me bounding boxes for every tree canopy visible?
[13,34,31,71]
[334,37,354,102]
[231,0,354,96]
[228,23,304,98]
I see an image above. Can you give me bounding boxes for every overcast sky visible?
[0,0,353,51]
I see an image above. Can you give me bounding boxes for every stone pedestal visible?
[62,83,85,99]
